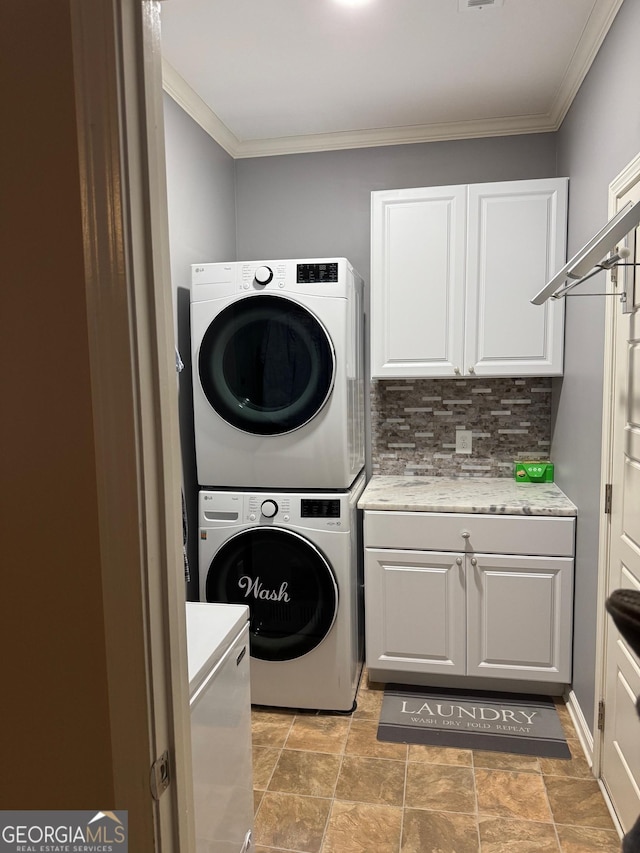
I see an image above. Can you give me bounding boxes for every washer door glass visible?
[198,295,335,435]
[205,528,338,661]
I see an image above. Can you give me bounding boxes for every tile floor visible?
[251,671,622,853]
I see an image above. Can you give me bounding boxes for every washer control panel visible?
[245,495,343,528]
[200,490,348,530]
[247,495,291,523]
[301,498,340,519]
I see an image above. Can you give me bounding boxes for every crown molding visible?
[161,0,625,160]
[548,0,624,128]
[161,65,558,158]
[229,114,559,158]
[161,59,240,157]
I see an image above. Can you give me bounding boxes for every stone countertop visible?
[358,476,577,516]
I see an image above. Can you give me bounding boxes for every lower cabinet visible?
[366,549,467,676]
[364,511,575,687]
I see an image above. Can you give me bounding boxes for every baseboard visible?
[565,690,625,839]
[598,779,625,839]
[565,689,594,766]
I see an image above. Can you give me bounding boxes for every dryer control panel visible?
[297,263,339,283]
[191,258,353,301]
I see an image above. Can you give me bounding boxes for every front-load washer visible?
[198,472,366,712]
[191,258,364,489]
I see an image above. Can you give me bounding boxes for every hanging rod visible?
[561,262,638,297]
[531,200,640,305]
[549,251,638,300]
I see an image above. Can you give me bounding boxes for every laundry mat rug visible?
[378,685,570,759]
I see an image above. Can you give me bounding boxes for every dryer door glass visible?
[205,528,338,661]
[198,295,335,435]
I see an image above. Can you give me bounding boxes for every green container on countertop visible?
[514,461,554,483]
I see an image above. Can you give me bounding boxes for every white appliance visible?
[198,472,366,712]
[190,258,364,489]
[186,602,253,853]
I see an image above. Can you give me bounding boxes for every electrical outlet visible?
[456,429,473,454]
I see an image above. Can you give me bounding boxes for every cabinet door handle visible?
[470,557,477,567]
[461,531,470,539]
[454,367,461,375]
[468,365,475,374]
[456,557,463,566]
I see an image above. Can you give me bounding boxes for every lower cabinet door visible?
[365,549,466,675]
[466,553,574,682]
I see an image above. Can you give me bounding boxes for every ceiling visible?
[160,0,624,159]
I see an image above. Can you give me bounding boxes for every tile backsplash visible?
[370,377,552,478]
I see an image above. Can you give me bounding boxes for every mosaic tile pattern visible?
[371,377,552,478]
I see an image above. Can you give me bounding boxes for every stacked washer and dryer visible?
[191,258,366,712]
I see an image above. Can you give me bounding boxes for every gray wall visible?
[236,134,558,286]
[235,135,558,479]
[163,93,237,596]
[554,0,640,732]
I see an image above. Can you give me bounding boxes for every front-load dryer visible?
[198,472,366,712]
[191,258,364,489]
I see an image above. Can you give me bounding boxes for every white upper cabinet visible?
[370,178,568,378]
[370,185,467,377]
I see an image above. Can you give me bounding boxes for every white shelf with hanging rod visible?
[531,200,640,310]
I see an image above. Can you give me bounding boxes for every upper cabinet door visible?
[465,179,568,377]
[371,185,466,378]
[370,178,568,379]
